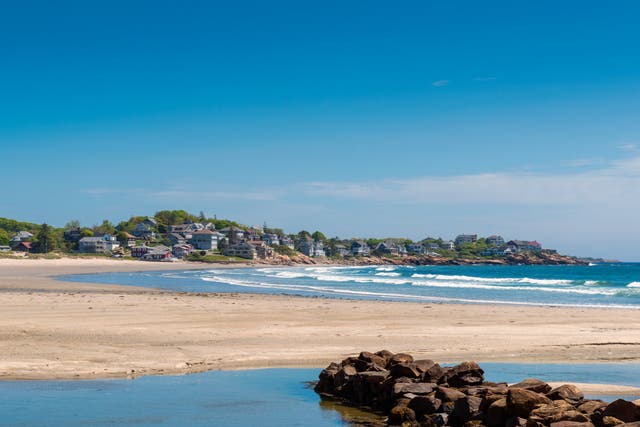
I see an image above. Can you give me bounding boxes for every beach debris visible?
[314,351,640,427]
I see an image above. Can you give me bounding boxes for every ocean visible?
[62,263,640,308]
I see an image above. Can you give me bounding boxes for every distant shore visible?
[1,258,639,386]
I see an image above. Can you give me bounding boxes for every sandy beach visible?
[1,258,640,395]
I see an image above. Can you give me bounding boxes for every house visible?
[0,245,12,252]
[131,244,152,258]
[167,224,192,234]
[224,242,256,259]
[11,231,33,243]
[280,236,295,249]
[506,240,542,253]
[455,234,478,246]
[133,223,156,240]
[142,218,158,228]
[375,241,399,256]
[63,227,82,242]
[172,244,193,259]
[443,241,456,251]
[12,241,33,252]
[141,245,172,261]
[250,241,275,259]
[189,229,223,251]
[120,232,136,248]
[262,233,280,246]
[79,235,120,253]
[481,247,506,257]
[168,233,186,246]
[350,240,371,256]
[297,238,326,257]
[219,226,245,244]
[329,244,350,257]
[406,243,426,255]
[486,235,505,247]
[245,227,261,241]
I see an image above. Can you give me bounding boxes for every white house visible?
[78,235,120,253]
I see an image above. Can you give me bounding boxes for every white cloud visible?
[432,80,450,87]
[303,156,640,207]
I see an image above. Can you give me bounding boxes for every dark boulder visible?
[390,363,422,379]
[507,388,552,418]
[445,362,485,388]
[510,379,552,394]
[389,405,417,425]
[452,395,484,424]
[388,353,414,367]
[547,385,584,405]
[487,398,508,427]
[603,400,640,423]
[393,382,437,397]
[437,386,467,403]
[408,395,442,417]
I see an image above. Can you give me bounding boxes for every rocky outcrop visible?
[315,351,640,427]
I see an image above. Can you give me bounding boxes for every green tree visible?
[34,223,56,253]
[0,229,9,246]
[93,220,116,236]
[65,219,81,229]
[311,231,327,242]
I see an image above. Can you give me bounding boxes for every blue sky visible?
[1,1,640,260]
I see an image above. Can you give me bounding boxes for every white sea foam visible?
[375,266,397,272]
[375,272,402,277]
[198,275,640,309]
[410,273,574,286]
[627,282,640,288]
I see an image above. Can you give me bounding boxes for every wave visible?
[375,266,397,272]
[199,275,640,309]
[410,273,574,286]
[375,272,401,277]
[627,282,640,288]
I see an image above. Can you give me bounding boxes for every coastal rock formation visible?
[314,351,640,427]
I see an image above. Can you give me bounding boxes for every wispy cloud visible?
[472,76,497,82]
[432,80,450,87]
[619,143,638,152]
[303,156,640,207]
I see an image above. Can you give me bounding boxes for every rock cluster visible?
[314,351,640,427]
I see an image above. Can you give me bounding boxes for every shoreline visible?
[1,258,640,386]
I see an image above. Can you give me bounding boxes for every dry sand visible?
[1,258,640,396]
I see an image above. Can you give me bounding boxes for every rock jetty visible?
[314,351,640,427]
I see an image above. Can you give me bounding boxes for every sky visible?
[1,1,640,260]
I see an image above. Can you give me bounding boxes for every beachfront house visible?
[507,240,542,253]
[280,236,295,249]
[11,231,33,243]
[63,227,82,242]
[297,238,326,257]
[78,235,120,253]
[171,244,193,259]
[141,245,172,261]
[133,222,156,240]
[443,241,456,251]
[223,242,256,259]
[188,229,224,251]
[131,244,152,258]
[219,226,245,244]
[350,240,371,257]
[262,233,280,246]
[0,245,12,252]
[250,241,275,259]
[455,234,478,246]
[486,235,505,247]
[406,243,426,255]
[168,233,186,246]
[334,244,350,257]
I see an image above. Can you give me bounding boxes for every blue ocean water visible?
[62,263,640,308]
[2,365,640,427]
